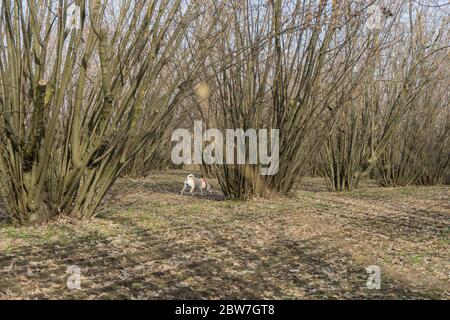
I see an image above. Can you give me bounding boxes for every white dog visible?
[181,174,213,196]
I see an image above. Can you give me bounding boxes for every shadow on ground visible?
[0,213,441,299]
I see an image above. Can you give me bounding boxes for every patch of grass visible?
[2,227,35,240]
[312,202,331,211]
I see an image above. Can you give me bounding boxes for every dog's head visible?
[186,174,195,180]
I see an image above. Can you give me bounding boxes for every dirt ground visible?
[0,170,448,299]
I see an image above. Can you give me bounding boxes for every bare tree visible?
[321,0,449,190]
[0,0,207,224]
[191,0,371,198]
